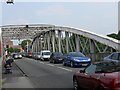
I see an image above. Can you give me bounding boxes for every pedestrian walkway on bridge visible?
[2,62,35,89]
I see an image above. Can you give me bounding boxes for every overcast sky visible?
[1,0,119,45]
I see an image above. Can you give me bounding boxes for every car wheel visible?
[63,60,66,66]
[73,78,79,90]
[53,60,56,64]
[49,60,52,63]
[70,61,74,67]
[97,86,104,90]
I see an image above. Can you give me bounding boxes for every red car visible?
[73,62,120,90]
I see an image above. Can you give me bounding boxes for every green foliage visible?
[7,47,14,53]
[7,47,20,53]
[14,48,20,52]
[21,40,31,50]
[107,31,120,40]
[118,30,120,40]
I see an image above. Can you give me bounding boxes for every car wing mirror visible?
[79,70,85,73]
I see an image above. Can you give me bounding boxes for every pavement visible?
[2,61,35,89]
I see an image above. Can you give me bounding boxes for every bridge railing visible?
[86,53,111,62]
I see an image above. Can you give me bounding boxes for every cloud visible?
[36,5,71,16]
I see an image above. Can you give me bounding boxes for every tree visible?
[21,40,31,50]
[107,33,117,39]
[118,30,120,40]
[7,47,14,53]
[7,47,21,53]
[14,48,20,52]
[107,31,120,40]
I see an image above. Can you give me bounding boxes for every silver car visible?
[104,52,120,65]
[33,52,41,60]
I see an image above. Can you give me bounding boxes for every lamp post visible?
[6,0,14,4]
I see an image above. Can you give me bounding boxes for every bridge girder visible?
[1,24,119,51]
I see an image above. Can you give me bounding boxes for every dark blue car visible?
[49,52,63,64]
[63,52,91,67]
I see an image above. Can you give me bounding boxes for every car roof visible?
[93,61,118,66]
[41,50,50,52]
[52,52,62,53]
[111,52,120,54]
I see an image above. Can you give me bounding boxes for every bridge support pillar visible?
[75,34,80,52]
[37,38,39,52]
[43,33,47,50]
[40,34,43,51]
[65,32,69,53]
[33,42,35,52]
[52,31,55,52]
[47,32,50,50]
[35,39,37,52]
[31,42,34,52]
[33,40,35,52]
[38,37,41,52]
[90,39,95,62]
[58,30,61,52]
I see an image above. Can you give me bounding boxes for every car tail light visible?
[113,79,120,88]
[29,53,32,56]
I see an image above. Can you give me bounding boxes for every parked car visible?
[73,61,120,90]
[63,52,91,67]
[49,52,63,64]
[21,52,27,57]
[26,52,32,58]
[104,52,120,65]
[40,50,51,61]
[33,52,41,60]
[12,53,22,59]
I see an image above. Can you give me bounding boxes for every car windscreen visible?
[95,63,120,73]
[43,52,50,55]
[85,63,120,74]
[69,52,85,57]
[54,52,63,56]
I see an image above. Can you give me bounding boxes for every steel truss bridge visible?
[1,24,120,61]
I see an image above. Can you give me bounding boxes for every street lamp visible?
[6,0,14,4]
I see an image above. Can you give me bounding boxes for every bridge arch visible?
[2,24,120,60]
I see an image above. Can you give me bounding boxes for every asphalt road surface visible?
[14,58,84,89]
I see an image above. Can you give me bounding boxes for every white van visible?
[40,50,51,61]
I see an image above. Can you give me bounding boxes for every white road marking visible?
[39,62,44,64]
[57,67,72,72]
[47,64,55,67]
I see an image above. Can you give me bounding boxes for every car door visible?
[118,53,120,64]
[76,72,89,89]
[90,73,104,89]
[50,53,54,61]
[63,54,69,63]
[65,54,71,65]
[110,53,119,64]
[77,64,97,89]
